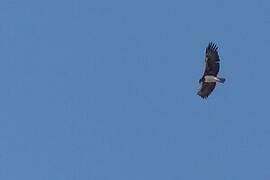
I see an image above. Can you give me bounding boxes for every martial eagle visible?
[197,42,225,98]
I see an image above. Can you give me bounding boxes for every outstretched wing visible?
[197,82,216,98]
[204,42,220,76]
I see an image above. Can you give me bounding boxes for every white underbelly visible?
[204,75,219,82]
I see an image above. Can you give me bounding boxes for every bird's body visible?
[197,42,225,98]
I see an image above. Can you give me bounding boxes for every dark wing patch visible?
[197,82,216,98]
[204,42,220,76]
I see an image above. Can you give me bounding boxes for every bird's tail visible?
[218,78,226,83]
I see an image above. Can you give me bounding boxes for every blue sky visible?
[1,0,270,179]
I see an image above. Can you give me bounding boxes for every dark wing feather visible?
[204,42,220,76]
[197,82,216,98]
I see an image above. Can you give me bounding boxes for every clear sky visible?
[1,0,270,179]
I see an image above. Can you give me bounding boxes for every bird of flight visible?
[197,42,225,99]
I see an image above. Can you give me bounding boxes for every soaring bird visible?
[197,42,225,98]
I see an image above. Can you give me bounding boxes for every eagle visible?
[197,42,225,98]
